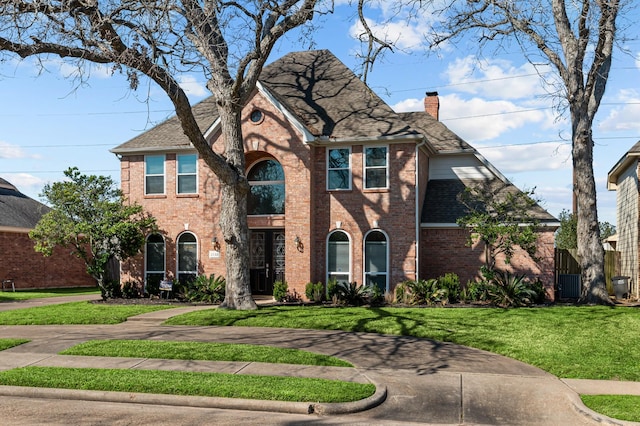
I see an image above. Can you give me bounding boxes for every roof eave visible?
[607,153,640,190]
[110,145,197,155]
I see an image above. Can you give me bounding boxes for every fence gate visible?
[554,249,620,298]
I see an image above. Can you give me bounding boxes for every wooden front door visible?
[249,229,285,295]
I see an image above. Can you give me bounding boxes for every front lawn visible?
[581,395,640,422]
[0,302,175,325]
[0,367,375,403]
[0,287,99,301]
[166,305,640,381]
[0,339,29,351]
[61,340,352,366]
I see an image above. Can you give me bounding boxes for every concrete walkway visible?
[0,295,637,425]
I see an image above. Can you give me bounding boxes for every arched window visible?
[364,230,388,292]
[145,234,165,289]
[327,231,351,285]
[247,159,285,215]
[177,232,198,284]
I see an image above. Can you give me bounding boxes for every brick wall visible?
[0,230,94,289]
[421,227,556,301]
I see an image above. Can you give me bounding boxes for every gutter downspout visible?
[415,140,426,282]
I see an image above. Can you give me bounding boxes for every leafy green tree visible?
[457,184,540,275]
[555,209,578,250]
[29,168,156,298]
[556,209,616,249]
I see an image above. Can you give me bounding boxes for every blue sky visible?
[1,2,639,226]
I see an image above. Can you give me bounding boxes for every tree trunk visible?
[216,104,257,310]
[572,113,611,305]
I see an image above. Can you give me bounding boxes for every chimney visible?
[424,91,439,121]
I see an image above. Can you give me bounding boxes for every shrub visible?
[402,279,448,306]
[438,273,461,303]
[145,275,161,297]
[183,274,226,304]
[326,278,339,300]
[273,280,288,302]
[305,281,325,302]
[334,281,372,306]
[487,271,539,307]
[121,281,141,299]
[101,279,122,300]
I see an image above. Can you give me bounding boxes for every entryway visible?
[249,229,285,295]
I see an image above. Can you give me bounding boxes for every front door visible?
[249,229,285,295]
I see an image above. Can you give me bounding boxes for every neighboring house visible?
[607,140,640,299]
[112,49,558,300]
[0,178,93,289]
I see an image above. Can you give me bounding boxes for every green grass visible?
[581,395,640,422]
[61,340,352,367]
[165,305,640,381]
[0,302,175,325]
[0,287,99,301]
[0,367,375,403]
[0,338,29,351]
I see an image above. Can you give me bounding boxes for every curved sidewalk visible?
[0,295,637,425]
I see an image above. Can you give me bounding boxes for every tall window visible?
[327,231,350,285]
[364,146,388,189]
[145,155,165,195]
[145,234,165,290]
[364,230,388,292]
[247,159,285,215]
[177,232,198,284]
[177,154,197,194]
[327,147,351,190]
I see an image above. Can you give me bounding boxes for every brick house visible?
[607,140,640,299]
[112,49,558,300]
[0,178,93,290]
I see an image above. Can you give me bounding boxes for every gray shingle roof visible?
[0,178,49,229]
[112,50,420,153]
[422,179,557,224]
[399,111,473,152]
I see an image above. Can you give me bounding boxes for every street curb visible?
[563,383,637,426]
[0,381,387,416]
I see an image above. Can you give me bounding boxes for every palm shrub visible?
[487,271,538,307]
[402,279,448,306]
[305,281,325,302]
[183,274,225,304]
[335,282,372,306]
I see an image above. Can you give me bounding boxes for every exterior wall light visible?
[211,236,221,251]
[294,235,304,252]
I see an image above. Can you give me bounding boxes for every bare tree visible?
[357,0,621,304]
[0,0,324,309]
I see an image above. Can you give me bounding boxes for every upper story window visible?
[327,147,351,190]
[177,154,197,194]
[247,159,285,215]
[364,146,388,189]
[145,155,165,195]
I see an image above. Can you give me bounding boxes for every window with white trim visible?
[145,155,165,195]
[327,147,351,190]
[364,230,388,292]
[247,159,285,215]
[177,154,197,194]
[327,231,350,285]
[145,233,165,290]
[364,146,388,189]
[177,232,198,284]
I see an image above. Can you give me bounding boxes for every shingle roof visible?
[112,50,420,153]
[422,179,557,224]
[399,111,472,152]
[0,178,49,229]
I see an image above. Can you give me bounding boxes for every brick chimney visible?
[424,91,439,121]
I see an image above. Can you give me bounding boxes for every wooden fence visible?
[554,248,620,296]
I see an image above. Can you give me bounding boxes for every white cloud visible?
[392,98,423,112]
[3,173,47,196]
[442,56,550,100]
[350,17,426,51]
[440,94,546,141]
[599,89,640,132]
[478,142,572,173]
[178,75,208,98]
[0,141,40,160]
